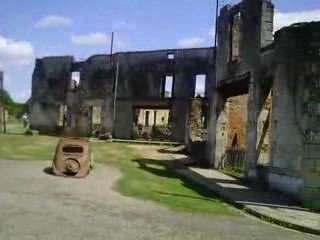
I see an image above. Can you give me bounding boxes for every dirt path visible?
[0,160,316,240]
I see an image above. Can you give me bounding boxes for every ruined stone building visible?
[206,0,319,208]
[29,0,319,208]
[30,48,214,142]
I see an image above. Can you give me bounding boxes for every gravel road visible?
[0,160,316,240]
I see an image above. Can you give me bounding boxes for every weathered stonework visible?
[30,47,215,142]
[270,23,320,208]
[206,0,319,208]
[227,95,248,149]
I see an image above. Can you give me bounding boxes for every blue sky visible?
[0,0,319,102]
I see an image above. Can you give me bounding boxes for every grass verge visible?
[0,134,237,215]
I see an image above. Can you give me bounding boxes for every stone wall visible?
[207,0,275,170]
[227,95,248,149]
[270,22,320,208]
[30,47,215,142]
[208,0,319,208]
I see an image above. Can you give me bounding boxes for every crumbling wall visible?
[214,101,229,168]
[81,55,115,135]
[188,99,204,140]
[227,95,248,149]
[270,22,320,208]
[256,92,272,166]
[184,98,209,166]
[207,0,319,207]
[30,56,73,133]
[32,56,73,103]
[207,0,275,171]
[112,47,214,141]
[30,47,214,141]
[29,102,60,132]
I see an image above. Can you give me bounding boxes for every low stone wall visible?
[268,171,303,200]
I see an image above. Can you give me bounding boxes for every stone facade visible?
[206,0,319,208]
[30,47,215,142]
[270,23,320,208]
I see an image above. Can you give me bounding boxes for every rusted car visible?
[52,138,94,178]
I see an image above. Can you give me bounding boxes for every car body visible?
[52,137,94,178]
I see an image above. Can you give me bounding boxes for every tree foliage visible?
[0,89,26,118]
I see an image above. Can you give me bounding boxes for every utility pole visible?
[214,0,219,77]
[109,32,118,136]
[113,62,119,121]
[110,32,114,67]
[0,72,6,133]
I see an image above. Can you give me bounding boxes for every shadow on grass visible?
[157,146,186,155]
[133,158,305,211]
[133,158,222,202]
[152,190,220,203]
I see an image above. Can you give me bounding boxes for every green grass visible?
[0,134,237,215]
[0,134,59,160]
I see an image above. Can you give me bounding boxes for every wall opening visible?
[145,111,150,126]
[215,92,272,172]
[227,95,248,150]
[195,74,206,97]
[186,98,209,145]
[229,12,241,62]
[70,71,80,89]
[132,107,171,141]
[215,94,248,172]
[167,53,175,59]
[162,75,174,98]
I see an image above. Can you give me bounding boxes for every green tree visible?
[0,89,26,118]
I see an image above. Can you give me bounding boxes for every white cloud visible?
[0,36,35,67]
[71,33,110,46]
[35,15,73,29]
[0,36,35,102]
[1,66,33,102]
[177,37,206,48]
[274,9,320,31]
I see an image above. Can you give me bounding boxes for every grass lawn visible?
[0,134,237,215]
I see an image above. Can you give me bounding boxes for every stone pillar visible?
[206,90,225,168]
[153,110,157,126]
[245,75,259,179]
[171,71,190,142]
